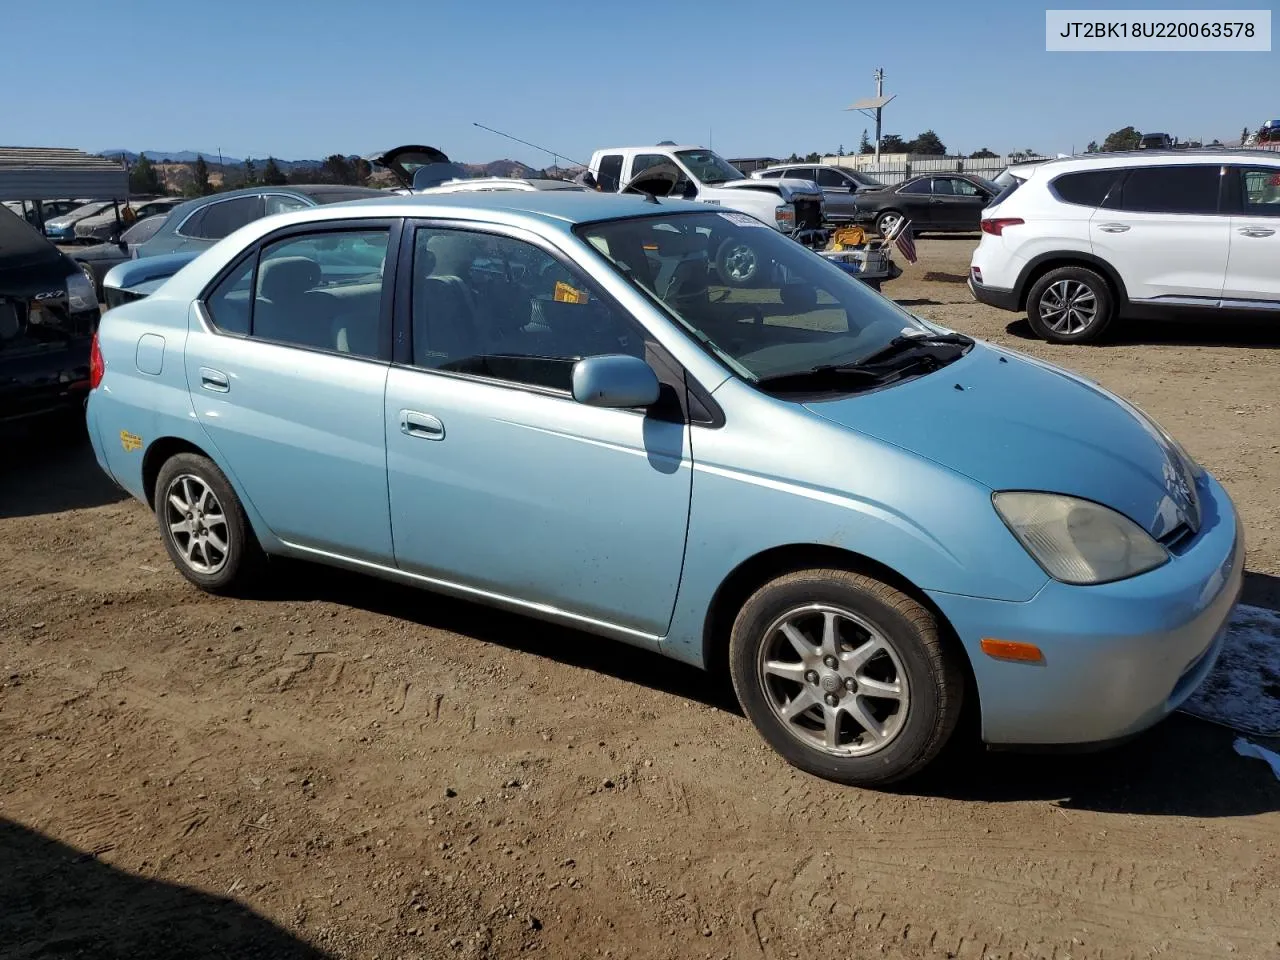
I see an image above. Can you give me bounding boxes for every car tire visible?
[76,260,100,300]
[714,236,762,287]
[875,211,904,238]
[154,452,264,595]
[729,569,963,786]
[1025,265,1115,344]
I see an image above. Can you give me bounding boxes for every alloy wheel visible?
[721,242,758,283]
[756,603,910,757]
[164,474,231,575]
[1038,279,1097,335]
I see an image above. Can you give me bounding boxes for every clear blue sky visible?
[3,0,1274,164]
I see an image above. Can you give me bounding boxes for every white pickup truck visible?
[586,145,828,284]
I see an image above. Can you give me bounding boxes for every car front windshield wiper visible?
[852,332,973,369]
[753,364,894,394]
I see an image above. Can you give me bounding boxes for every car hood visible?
[73,241,130,262]
[366,144,454,190]
[802,343,1200,540]
[718,178,823,202]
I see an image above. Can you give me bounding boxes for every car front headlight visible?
[993,492,1169,585]
[774,203,796,230]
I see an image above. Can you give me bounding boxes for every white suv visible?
[969,151,1280,342]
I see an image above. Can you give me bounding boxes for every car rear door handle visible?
[400,410,445,440]
[199,367,229,392]
[1097,223,1131,233]
[1238,227,1276,238]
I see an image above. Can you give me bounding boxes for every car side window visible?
[898,179,931,195]
[251,230,390,358]
[816,168,848,187]
[758,169,785,179]
[596,155,624,192]
[204,256,255,336]
[182,196,263,240]
[948,178,983,197]
[1110,165,1222,215]
[630,154,670,180]
[409,227,645,392]
[1239,167,1280,216]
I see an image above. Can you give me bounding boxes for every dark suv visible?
[0,203,101,422]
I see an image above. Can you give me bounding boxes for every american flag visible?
[891,219,918,264]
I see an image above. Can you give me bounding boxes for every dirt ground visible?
[3,238,1278,960]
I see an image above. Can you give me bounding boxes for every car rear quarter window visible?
[1050,170,1121,207]
[898,179,930,195]
[1109,165,1223,215]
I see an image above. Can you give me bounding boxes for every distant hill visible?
[100,150,338,171]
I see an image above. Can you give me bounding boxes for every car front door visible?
[930,177,990,231]
[185,219,399,562]
[816,167,860,222]
[1223,165,1280,305]
[382,221,693,637]
[1088,164,1229,303]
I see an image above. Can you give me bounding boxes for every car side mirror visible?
[571,354,661,409]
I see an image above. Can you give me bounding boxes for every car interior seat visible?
[254,256,333,349]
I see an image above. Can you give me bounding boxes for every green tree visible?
[1101,126,1141,151]
[1241,125,1250,144]
[968,147,998,159]
[858,129,872,155]
[129,154,162,195]
[879,134,907,154]
[262,157,288,185]
[190,155,212,196]
[803,151,822,164]
[1085,140,1100,153]
[837,144,845,157]
[243,157,257,186]
[907,130,947,155]
[321,154,356,185]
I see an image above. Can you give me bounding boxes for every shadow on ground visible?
[265,561,1278,819]
[0,416,127,518]
[0,818,331,959]
[1005,315,1280,349]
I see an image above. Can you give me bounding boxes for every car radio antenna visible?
[472,122,586,173]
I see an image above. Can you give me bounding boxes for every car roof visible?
[1022,149,1280,177]
[335,190,694,223]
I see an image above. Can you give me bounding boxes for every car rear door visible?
[1088,164,1229,304]
[1222,164,1280,306]
[184,218,400,562]
[891,179,935,227]
[382,219,692,637]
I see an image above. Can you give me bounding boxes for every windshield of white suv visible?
[673,150,744,185]
[577,211,968,391]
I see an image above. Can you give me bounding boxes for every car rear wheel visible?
[77,261,100,300]
[1026,266,1115,343]
[729,569,963,786]
[154,453,263,595]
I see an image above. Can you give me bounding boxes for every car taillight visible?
[89,332,105,389]
[981,217,1024,236]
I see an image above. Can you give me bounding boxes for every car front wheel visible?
[154,452,263,595]
[729,569,963,786]
[1026,265,1115,343]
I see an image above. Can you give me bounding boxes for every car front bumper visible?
[927,472,1244,746]
[967,276,1019,311]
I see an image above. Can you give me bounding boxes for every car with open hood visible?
[0,202,100,422]
[85,190,1241,787]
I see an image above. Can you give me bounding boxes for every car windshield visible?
[577,210,946,387]
[673,150,744,185]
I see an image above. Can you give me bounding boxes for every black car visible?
[0,203,101,423]
[69,213,169,298]
[852,174,998,236]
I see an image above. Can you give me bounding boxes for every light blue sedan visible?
[84,192,1243,786]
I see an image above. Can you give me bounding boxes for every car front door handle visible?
[400,410,445,441]
[1238,227,1276,238]
[199,367,229,392]
[1097,223,1131,233]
